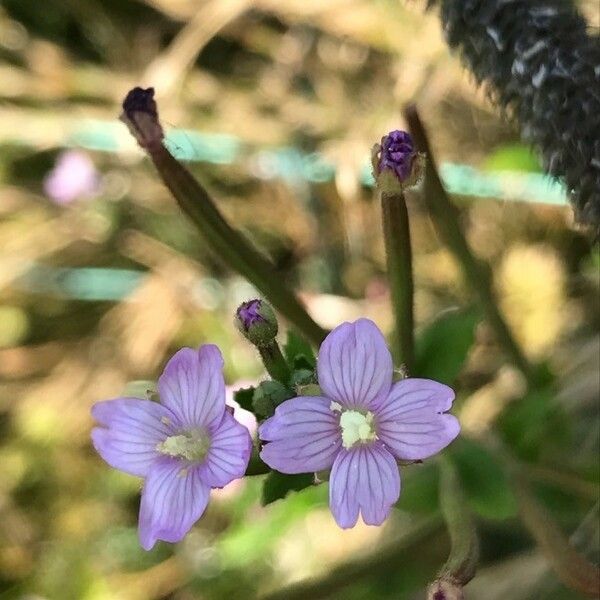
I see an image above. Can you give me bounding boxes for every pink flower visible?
[91,346,252,550]
[44,150,98,205]
[259,319,460,528]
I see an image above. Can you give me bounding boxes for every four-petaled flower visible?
[91,345,252,550]
[258,319,460,528]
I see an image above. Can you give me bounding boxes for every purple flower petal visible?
[317,319,393,410]
[329,442,400,528]
[158,345,225,430]
[259,396,342,474]
[376,379,460,460]
[91,398,177,477]
[138,458,210,550]
[198,411,252,488]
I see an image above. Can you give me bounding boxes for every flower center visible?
[339,410,377,449]
[156,429,210,462]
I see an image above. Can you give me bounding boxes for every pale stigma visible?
[156,430,210,462]
[339,410,377,449]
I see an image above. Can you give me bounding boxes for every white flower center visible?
[156,429,210,462]
[339,410,377,449]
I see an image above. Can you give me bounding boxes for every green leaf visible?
[449,438,517,520]
[252,380,294,418]
[415,309,480,384]
[233,387,255,412]
[283,330,316,369]
[396,463,440,514]
[498,384,568,461]
[290,368,315,387]
[261,471,315,505]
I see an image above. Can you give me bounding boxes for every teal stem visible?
[404,105,535,386]
[258,340,292,384]
[380,190,415,372]
[148,144,327,347]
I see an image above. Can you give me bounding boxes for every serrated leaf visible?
[261,471,314,505]
[283,330,316,369]
[415,309,480,384]
[233,387,255,412]
[449,438,517,520]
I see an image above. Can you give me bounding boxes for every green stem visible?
[147,145,327,347]
[380,190,415,371]
[258,340,291,384]
[437,456,479,586]
[403,105,534,386]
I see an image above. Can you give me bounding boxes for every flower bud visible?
[235,299,278,347]
[120,86,164,153]
[426,578,465,600]
[372,129,424,193]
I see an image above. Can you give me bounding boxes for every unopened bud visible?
[120,87,164,152]
[372,129,424,193]
[427,578,465,600]
[235,299,278,347]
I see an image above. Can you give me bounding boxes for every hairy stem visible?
[380,190,415,371]
[258,341,292,384]
[436,456,479,585]
[120,88,327,346]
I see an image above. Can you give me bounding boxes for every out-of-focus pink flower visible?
[44,150,99,205]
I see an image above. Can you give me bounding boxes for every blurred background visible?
[0,1,598,599]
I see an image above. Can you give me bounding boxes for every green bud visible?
[252,380,293,418]
[234,299,278,347]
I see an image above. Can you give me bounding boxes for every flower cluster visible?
[91,319,459,548]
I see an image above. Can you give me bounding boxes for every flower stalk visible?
[403,105,535,386]
[120,87,327,347]
[372,131,422,371]
[258,342,291,385]
[427,456,479,599]
[380,190,415,372]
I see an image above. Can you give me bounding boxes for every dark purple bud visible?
[120,87,164,152]
[372,129,424,192]
[235,299,278,346]
[379,130,416,182]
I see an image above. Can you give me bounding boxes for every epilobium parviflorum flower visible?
[91,345,252,550]
[259,319,460,528]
